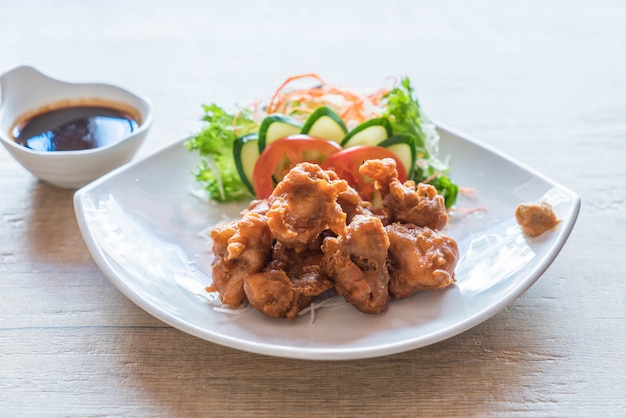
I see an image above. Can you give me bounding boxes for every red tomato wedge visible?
[253,134,342,198]
[321,145,408,200]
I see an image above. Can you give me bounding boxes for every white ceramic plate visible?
[74,125,580,360]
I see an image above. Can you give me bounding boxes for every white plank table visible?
[1,1,625,416]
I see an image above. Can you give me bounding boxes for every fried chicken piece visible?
[266,162,349,252]
[210,159,460,319]
[322,214,390,314]
[359,157,399,196]
[210,204,272,308]
[359,158,449,230]
[336,186,373,224]
[244,270,311,320]
[268,242,326,289]
[385,223,458,299]
[245,198,270,214]
[243,244,332,319]
[515,201,561,237]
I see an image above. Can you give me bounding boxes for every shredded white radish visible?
[212,304,253,316]
[297,294,346,325]
[199,287,346,324]
[198,291,253,316]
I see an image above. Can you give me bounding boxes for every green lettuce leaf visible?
[184,104,258,201]
[383,77,459,208]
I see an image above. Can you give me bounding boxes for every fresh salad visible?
[184,74,458,208]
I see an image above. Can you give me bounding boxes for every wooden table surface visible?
[2,1,625,416]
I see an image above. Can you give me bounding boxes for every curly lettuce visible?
[383,77,459,207]
[184,104,258,201]
[186,77,458,207]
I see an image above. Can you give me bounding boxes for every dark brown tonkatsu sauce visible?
[12,104,139,152]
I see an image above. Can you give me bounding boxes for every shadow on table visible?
[110,304,561,417]
[24,180,93,265]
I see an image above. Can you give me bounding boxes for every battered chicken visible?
[266,162,349,252]
[322,214,390,314]
[336,185,373,224]
[243,243,332,319]
[385,223,458,299]
[209,201,272,308]
[243,270,311,320]
[209,159,460,319]
[515,201,560,237]
[360,158,448,230]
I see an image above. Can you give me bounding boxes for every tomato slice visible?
[252,134,343,198]
[321,145,408,200]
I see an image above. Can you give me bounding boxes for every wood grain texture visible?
[1,0,625,416]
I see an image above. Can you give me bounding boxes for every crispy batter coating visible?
[385,223,458,299]
[515,201,561,237]
[210,202,272,308]
[322,214,390,314]
[268,242,330,295]
[266,162,348,252]
[209,160,459,319]
[336,185,373,224]
[243,270,309,320]
[359,158,448,230]
[244,244,332,319]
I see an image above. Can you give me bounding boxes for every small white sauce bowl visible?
[0,65,153,189]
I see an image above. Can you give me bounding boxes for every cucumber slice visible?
[341,117,392,148]
[301,106,347,143]
[233,133,260,195]
[377,134,417,178]
[258,114,302,152]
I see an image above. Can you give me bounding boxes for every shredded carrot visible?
[421,169,443,184]
[267,73,327,114]
[449,206,487,215]
[251,100,262,122]
[232,100,262,137]
[265,73,391,125]
[368,87,390,103]
[341,104,368,124]
[228,74,394,139]
[232,108,244,136]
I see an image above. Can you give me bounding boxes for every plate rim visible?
[73,123,581,360]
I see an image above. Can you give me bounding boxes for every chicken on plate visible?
[209,158,459,319]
